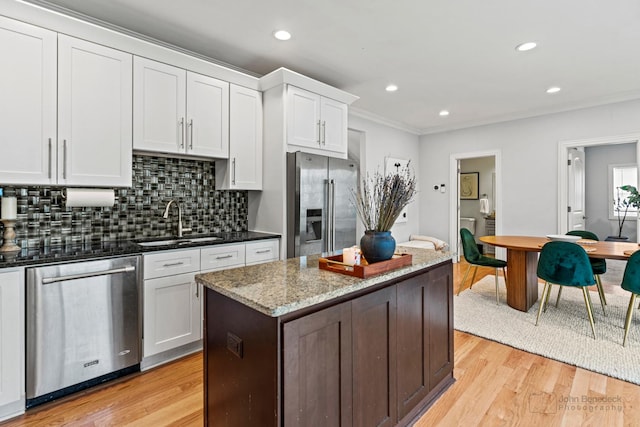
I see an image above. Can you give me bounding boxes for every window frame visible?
[608,163,638,220]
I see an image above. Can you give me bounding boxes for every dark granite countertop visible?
[0,231,280,268]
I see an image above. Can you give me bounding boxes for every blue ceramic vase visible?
[360,230,395,263]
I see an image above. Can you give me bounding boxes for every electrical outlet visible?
[226,332,243,358]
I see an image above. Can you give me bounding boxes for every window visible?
[609,163,638,219]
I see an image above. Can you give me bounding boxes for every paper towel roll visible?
[65,188,115,207]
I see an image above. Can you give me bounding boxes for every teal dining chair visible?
[621,250,640,346]
[457,228,507,304]
[550,230,607,315]
[536,241,597,339]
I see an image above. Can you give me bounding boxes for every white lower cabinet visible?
[143,272,201,357]
[141,238,279,368]
[0,268,25,421]
[142,249,201,368]
[246,239,279,265]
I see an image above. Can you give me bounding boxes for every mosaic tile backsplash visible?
[1,155,248,249]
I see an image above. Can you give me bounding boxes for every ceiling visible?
[30,0,640,134]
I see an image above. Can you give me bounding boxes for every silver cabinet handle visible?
[317,120,321,146]
[179,117,185,149]
[63,139,67,179]
[42,266,135,285]
[216,254,233,259]
[322,121,326,145]
[189,119,194,149]
[163,261,184,267]
[195,282,199,299]
[232,158,236,185]
[48,138,52,179]
[256,249,271,254]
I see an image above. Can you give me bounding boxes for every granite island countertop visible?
[196,247,452,317]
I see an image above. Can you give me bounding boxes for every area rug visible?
[454,274,640,385]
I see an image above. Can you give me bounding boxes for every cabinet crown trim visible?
[259,67,359,105]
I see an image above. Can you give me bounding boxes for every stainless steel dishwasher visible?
[26,255,141,407]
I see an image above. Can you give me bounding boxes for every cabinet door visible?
[228,84,263,189]
[396,273,430,419]
[186,72,229,158]
[133,57,186,154]
[287,86,320,149]
[426,265,454,389]
[320,97,348,155]
[283,302,352,427]
[352,286,397,427]
[143,272,201,357]
[58,35,132,187]
[0,17,56,185]
[0,268,25,420]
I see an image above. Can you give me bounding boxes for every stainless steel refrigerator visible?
[287,152,359,257]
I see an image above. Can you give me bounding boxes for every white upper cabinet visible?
[58,35,133,187]
[134,57,229,158]
[187,72,229,158]
[217,84,262,190]
[320,96,348,154]
[286,86,347,157]
[0,18,132,187]
[0,17,56,185]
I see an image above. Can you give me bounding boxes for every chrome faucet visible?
[162,200,192,237]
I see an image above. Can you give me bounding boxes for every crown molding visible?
[349,107,422,135]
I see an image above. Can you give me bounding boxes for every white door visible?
[186,72,229,158]
[229,84,262,190]
[0,17,56,185]
[287,86,320,149]
[58,35,132,186]
[143,272,201,357]
[320,97,348,154]
[133,57,186,154]
[567,148,586,231]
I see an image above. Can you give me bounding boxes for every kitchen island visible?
[196,247,454,427]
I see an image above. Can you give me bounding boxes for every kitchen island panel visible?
[200,249,454,427]
[204,290,278,427]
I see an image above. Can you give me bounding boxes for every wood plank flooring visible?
[2,259,639,426]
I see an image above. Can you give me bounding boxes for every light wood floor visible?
[3,259,639,426]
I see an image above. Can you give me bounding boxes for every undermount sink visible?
[136,239,182,247]
[187,236,223,243]
[136,236,223,247]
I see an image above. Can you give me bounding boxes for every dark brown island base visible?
[195,248,454,427]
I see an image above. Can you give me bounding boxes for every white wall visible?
[348,115,421,243]
[418,99,640,241]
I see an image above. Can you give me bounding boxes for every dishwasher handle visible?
[41,266,136,285]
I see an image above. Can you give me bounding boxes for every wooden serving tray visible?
[318,253,413,278]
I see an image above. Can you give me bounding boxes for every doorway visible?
[449,150,503,262]
[558,133,640,241]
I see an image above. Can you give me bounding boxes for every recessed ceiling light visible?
[385,84,398,92]
[546,86,561,94]
[273,30,291,41]
[439,110,450,117]
[515,41,537,52]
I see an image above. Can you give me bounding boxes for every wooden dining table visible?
[479,235,640,312]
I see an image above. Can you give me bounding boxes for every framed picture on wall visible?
[460,172,479,200]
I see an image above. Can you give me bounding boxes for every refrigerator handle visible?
[324,179,330,252]
[329,179,336,251]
